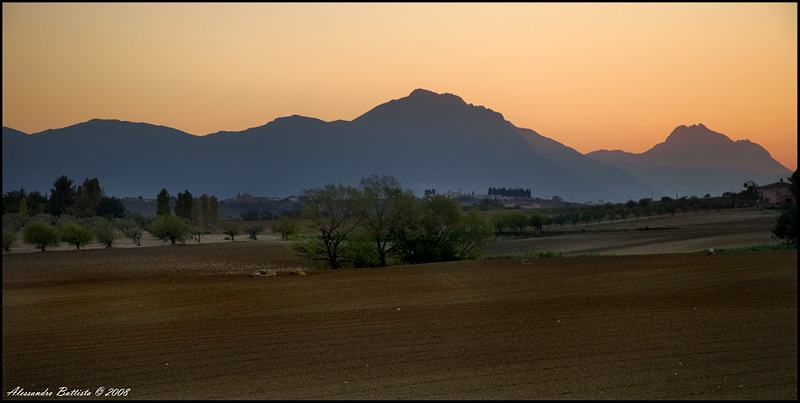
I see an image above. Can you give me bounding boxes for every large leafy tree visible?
[390,195,494,264]
[451,207,494,260]
[354,174,406,267]
[391,195,464,264]
[292,183,362,269]
[387,191,425,262]
[47,175,77,217]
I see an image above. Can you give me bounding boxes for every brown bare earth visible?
[2,209,797,399]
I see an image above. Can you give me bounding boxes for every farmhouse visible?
[757,179,794,206]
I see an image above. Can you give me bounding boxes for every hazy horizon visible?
[2,3,796,170]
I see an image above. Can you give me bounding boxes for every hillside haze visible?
[2,90,790,201]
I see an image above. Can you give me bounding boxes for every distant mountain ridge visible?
[2,90,791,202]
[586,123,791,197]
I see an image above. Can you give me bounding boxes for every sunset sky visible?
[3,3,797,171]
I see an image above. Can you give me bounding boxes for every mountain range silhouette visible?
[2,89,792,202]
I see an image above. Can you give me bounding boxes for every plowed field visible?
[2,210,797,399]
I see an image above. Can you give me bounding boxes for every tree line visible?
[3,175,127,219]
[5,171,795,254]
[2,175,222,252]
[484,173,797,246]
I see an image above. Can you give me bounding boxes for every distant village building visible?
[441,189,462,199]
[757,179,794,206]
[225,192,283,203]
[501,201,542,209]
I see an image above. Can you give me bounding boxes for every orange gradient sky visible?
[3,3,797,171]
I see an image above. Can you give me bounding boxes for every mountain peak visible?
[409,88,437,97]
[662,123,731,148]
[353,88,503,126]
[407,88,465,103]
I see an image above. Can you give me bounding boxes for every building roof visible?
[757,180,790,190]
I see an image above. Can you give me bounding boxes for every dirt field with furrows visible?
[2,209,797,399]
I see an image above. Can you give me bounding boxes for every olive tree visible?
[221,222,241,241]
[23,220,60,251]
[58,221,95,249]
[272,215,300,240]
[94,219,117,248]
[530,214,546,234]
[113,217,143,245]
[243,223,264,240]
[150,214,191,245]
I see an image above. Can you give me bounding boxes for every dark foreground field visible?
[2,237,797,399]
